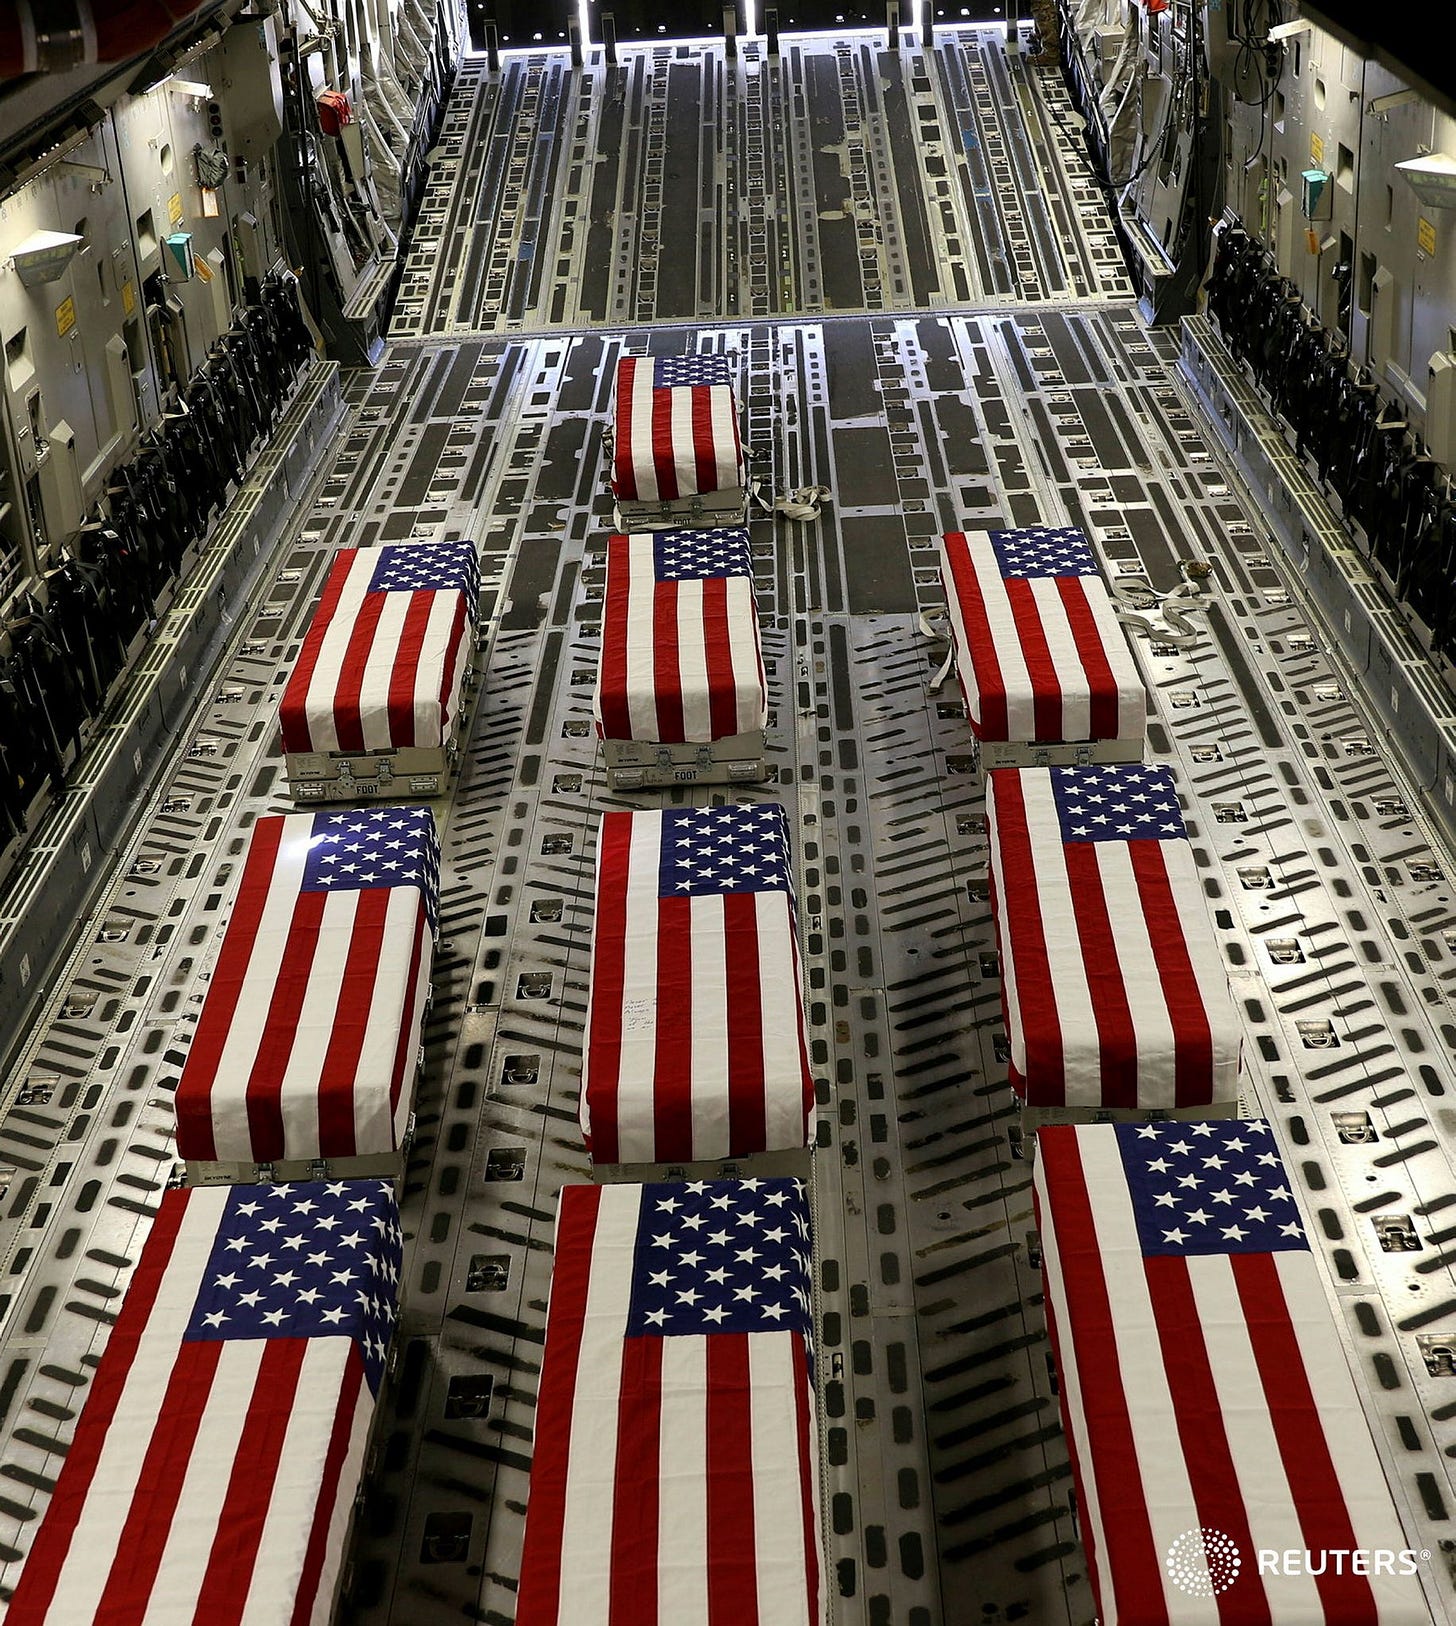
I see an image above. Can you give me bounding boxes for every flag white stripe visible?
[354,592,411,753]
[688,893,732,1159]
[1059,1130,1222,1625]
[405,588,469,746]
[554,1189,639,1626]
[394,924,433,1147]
[675,580,713,741]
[1027,578,1089,740]
[748,1334,815,1626]
[40,1195,229,1622]
[670,387,698,496]
[627,364,660,501]
[657,1336,711,1626]
[726,581,767,734]
[622,536,661,739]
[1272,1252,1430,1620]
[233,1338,361,1626]
[345,885,426,1153]
[1081,580,1146,740]
[708,384,743,488]
[756,893,810,1151]
[299,1385,375,1626]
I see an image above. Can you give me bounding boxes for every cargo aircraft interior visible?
[4,0,1456,1621]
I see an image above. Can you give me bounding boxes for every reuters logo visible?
[1165,1528,1242,1596]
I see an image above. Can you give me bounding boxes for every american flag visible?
[985,764,1240,1110]
[516,1178,821,1626]
[175,807,439,1165]
[939,526,1145,743]
[6,1180,401,1626]
[582,804,813,1165]
[595,528,767,744]
[279,541,479,755]
[612,354,745,505]
[1035,1123,1430,1624]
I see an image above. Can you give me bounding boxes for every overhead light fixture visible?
[1266,18,1313,41]
[169,79,213,99]
[1397,152,1456,208]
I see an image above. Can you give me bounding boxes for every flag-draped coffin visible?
[279,541,478,757]
[175,807,439,1167]
[595,528,767,745]
[1034,1122,1429,1625]
[939,527,1146,745]
[611,355,746,505]
[6,1179,401,1626]
[516,1178,823,1626]
[985,764,1240,1111]
[582,804,813,1166]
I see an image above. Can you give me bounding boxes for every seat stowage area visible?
[174,805,440,1169]
[1034,1122,1430,1625]
[515,1178,822,1626]
[4,1180,402,1625]
[580,801,814,1168]
[984,762,1242,1114]
[939,525,1147,751]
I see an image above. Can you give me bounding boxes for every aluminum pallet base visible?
[601,730,769,788]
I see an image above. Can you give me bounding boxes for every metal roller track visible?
[4,24,1456,1626]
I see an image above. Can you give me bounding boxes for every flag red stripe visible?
[1233,1256,1381,1622]
[386,907,429,1123]
[331,588,388,754]
[943,534,1008,739]
[1005,579,1066,741]
[279,551,357,754]
[3,1195,194,1623]
[652,581,686,742]
[598,539,633,738]
[651,382,679,501]
[1128,842,1215,1108]
[585,816,632,1163]
[193,1340,310,1626]
[1036,1134,1166,1620]
[702,577,739,740]
[653,896,697,1160]
[175,819,287,1161]
[384,592,435,748]
[705,1335,760,1626]
[1057,576,1122,740]
[609,1336,663,1626]
[96,1340,224,1624]
[242,891,329,1162]
[614,360,640,499]
[1060,842,1137,1108]
[516,1185,603,1626]
[691,385,717,497]
[723,893,768,1155]
[986,773,1065,1103]
[435,592,471,735]
[313,887,396,1158]
[1142,1258,1269,1625]
[288,1355,367,1626]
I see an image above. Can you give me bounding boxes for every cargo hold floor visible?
[1,25,1455,1626]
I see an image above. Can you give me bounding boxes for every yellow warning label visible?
[121,279,135,315]
[169,191,184,225]
[1418,216,1437,257]
[195,256,214,283]
[1310,132,1324,165]
[55,295,76,337]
